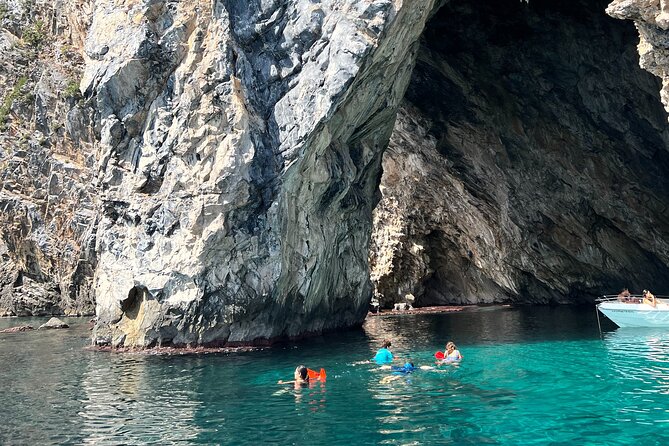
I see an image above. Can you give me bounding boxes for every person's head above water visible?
[295,365,309,381]
[446,341,457,351]
[382,339,392,349]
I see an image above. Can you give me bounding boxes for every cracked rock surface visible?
[0,0,96,317]
[3,0,669,347]
[370,0,669,307]
[86,0,436,347]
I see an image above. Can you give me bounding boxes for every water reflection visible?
[360,307,607,445]
[363,306,602,353]
[604,329,669,390]
[0,318,91,444]
[79,355,204,444]
[366,369,508,445]
[287,381,327,409]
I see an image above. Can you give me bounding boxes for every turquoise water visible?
[2,307,669,445]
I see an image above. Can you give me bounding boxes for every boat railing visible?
[596,294,669,303]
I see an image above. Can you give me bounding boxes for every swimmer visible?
[380,362,416,384]
[391,362,416,375]
[278,365,310,388]
[372,339,394,365]
[440,341,462,363]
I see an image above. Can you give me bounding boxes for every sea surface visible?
[2,306,669,445]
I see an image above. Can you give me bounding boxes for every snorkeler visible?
[380,362,416,384]
[373,339,394,364]
[391,362,416,375]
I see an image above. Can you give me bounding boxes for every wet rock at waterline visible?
[0,325,35,334]
[39,317,69,330]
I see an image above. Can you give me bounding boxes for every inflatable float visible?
[435,351,460,363]
[307,368,327,381]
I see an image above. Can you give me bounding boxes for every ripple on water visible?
[7,309,669,444]
[76,355,205,445]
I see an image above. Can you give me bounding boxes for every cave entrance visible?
[370,0,669,307]
[121,285,149,319]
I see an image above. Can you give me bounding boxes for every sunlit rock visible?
[0,0,96,317]
[38,317,69,329]
[608,0,669,117]
[87,0,437,347]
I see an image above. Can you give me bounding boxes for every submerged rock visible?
[0,325,35,333]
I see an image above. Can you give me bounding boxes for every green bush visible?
[22,20,46,48]
[0,77,28,130]
[0,4,8,22]
[63,80,81,100]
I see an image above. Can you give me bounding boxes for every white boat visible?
[597,295,669,328]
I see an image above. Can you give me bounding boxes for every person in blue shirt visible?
[373,339,394,364]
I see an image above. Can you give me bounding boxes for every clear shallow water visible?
[2,307,669,445]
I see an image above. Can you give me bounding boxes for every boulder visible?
[38,317,69,330]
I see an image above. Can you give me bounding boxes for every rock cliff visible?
[2,0,669,346]
[85,0,436,347]
[608,0,669,117]
[0,0,96,316]
[371,0,669,307]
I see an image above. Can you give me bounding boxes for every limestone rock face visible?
[371,0,669,306]
[87,0,436,347]
[0,0,97,316]
[5,0,669,346]
[608,0,669,116]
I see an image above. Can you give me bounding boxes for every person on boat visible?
[442,341,462,363]
[373,339,394,364]
[617,288,632,302]
[278,365,310,388]
[643,290,657,307]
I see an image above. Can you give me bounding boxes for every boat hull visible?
[598,302,669,328]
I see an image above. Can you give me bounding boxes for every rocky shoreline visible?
[86,345,263,356]
[368,305,465,317]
